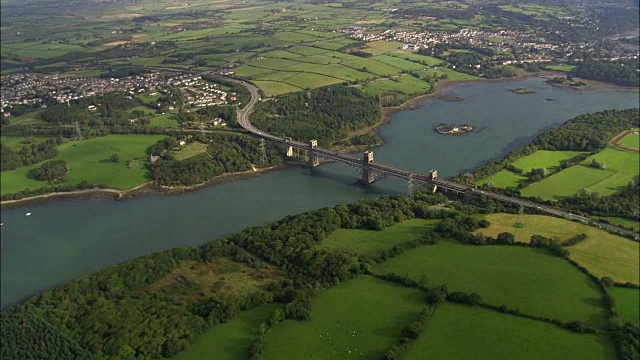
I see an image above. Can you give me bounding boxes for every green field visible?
[373,55,427,71]
[263,276,425,360]
[8,110,47,125]
[0,136,50,150]
[360,75,431,95]
[375,240,606,325]
[361,40,403,56]
[171,304,277,360]
[282,73,344,90]
[342,58,401,76]
[253,81,302,97]
[511,150,584,173]
[150,113,180,128]
[617,131,639,150]
[405,304,615,360]
[609,287,640,326]
[1,135,164,194]
[546,65,577,72]
[320,219,438,255]
[475,169,527,188]
[174,142,209,161]
[569,234,639,284]
[391,51,444,66]
[475,213,639,284]
[521,148,639,199]
[308,64,372,81]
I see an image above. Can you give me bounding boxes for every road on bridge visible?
[149,67,638,240]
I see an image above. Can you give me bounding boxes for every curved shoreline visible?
[0,165,286,209]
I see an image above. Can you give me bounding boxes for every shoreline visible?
[0,164,287,209]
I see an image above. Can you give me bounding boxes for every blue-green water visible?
[1,77,637,308]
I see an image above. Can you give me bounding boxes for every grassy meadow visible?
[263,276,425,360]
[609,287,640,326]
[171,304,277,360]
[405,304,616,360]
[617,131,639,150]
[320,219,438,255]
[1,135,164,195]
[374,240,607,326]
[475,213,639,284]
[521,148,639,199]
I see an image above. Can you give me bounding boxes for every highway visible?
[148,67,639,240]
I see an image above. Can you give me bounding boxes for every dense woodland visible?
[455,108,640,219]
[572,58,639,87]
[149,133,283,187]
[250,85,381,147]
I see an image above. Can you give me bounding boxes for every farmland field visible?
[511,150,584,173]
[609,287,640,326]
[475,214,639,284]
[373,55,428,71]
[263,276,425,360]
[374,240,606,325]
[282,73,344,90]
[253,81,302,97]
[342,58,401,76]
[171,304,277,360]
[0,135,164,195]
[405,304,615,360]
[150,113,180,128]
[320,219,438,255]
[521,148,639,199]
[309,64,373,81]
[391,51,444,66]
[475,169,526,188]
[360,75,431,95]
[361,40,403,55]
[7,110,47,125]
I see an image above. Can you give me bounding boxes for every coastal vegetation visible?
[2,189,637,359]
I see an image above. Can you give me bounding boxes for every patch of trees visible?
[40,92,138,126]
[611,323,640,360]
[250,85,380,147]
[0,307,92,360]
[350,133,383,147]
[0,137,61,171]
[149,134,283,186]
[385,307,434,360]
[573,58,639,87]
[349,50,373,58]
[31,160,68,183]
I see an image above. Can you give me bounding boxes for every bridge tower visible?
[429,169,438,193]
[361,150,375,184]
[308,139,319,167]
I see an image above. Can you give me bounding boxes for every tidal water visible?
[1,77,637,308]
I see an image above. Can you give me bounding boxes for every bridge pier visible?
[308,139,319,167]
[360,150,375,184]
[286,146,294,157]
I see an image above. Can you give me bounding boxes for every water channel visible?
[1,77,638,308]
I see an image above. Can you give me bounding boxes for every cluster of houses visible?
[340,25,638,65]
[1,71,237,120]
[170,74,235,109]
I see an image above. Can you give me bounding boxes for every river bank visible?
[0,164,287,209]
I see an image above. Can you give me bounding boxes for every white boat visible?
[25,212,31,216]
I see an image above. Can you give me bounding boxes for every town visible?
[0,71,238,120]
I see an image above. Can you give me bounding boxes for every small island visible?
[509,87,536,94]
[435,123,475,135]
